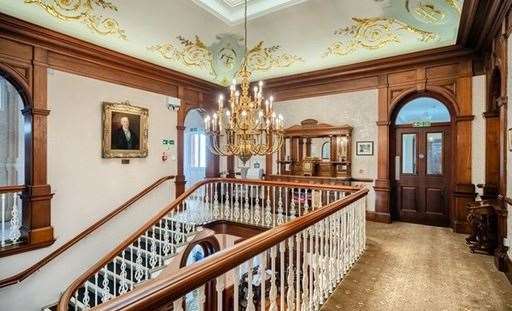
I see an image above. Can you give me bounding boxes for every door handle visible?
[395,156,400,181]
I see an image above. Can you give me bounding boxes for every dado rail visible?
[57,179,368,310]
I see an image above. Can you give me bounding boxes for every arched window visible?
[395,97,450,125]
[321,141,330,159]
[0,76,25,186]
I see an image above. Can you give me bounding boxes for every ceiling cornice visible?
[0,12,222,94]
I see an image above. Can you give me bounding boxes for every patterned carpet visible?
[322,221,512,311]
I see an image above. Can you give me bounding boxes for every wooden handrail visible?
[0,185,26,193]
[95,187,369,310]
[0,175,174,288]
[57,178,363,310]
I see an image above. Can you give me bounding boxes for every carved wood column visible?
[305,138,311,157]
[298,138,304,162]
[175,85,187,196]
[25,47,54,248]
[374,87,391,223]
[452,73,475,234]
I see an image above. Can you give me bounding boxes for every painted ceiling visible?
[0,0,463,86]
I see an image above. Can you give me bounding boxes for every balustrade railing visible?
[0,186,24,248]
[57,179,367,311]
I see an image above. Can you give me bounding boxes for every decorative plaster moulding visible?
[191,0,309,25]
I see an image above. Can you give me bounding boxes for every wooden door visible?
[394,124,451,226]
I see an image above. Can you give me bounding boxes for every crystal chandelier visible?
[204,0,284,165]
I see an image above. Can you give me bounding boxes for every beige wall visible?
[472,75,486,193]
[272,89,379,212]
[0,70,179,310]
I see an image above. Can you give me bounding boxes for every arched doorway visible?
[390,95,454,227]
[184,109,207,189]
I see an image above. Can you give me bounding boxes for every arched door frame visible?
[176,95,219,196]
[372,81,475,233]
[389,91,456,225]
[0,64,56,254]
[179,237,220,311]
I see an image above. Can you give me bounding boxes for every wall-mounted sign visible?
[413,121,431,127]
[162,139,175,145]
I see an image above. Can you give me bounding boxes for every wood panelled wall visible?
[266,51,477,233]
[0,13,219,255]
[485,10,512,278]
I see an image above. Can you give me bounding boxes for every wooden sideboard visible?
[266,174,372,186]
[277,119,352,178]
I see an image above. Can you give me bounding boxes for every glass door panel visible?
[426,132,443,175]
[402,133,417,174]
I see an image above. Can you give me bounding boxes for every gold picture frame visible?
[102,101,149,158]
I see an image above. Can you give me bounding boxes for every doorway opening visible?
[390,95,454,227]
[184,109,207,190]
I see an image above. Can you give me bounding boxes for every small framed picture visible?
[356,141,374,156]
[508,128,512,151]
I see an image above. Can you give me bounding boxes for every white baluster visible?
[134,239,144,283]
[83,284,90,308]
[1,193,5,247]
[173,297,183,311]
[119,251,129,295]
[244,185,250,223]
[234,265,240,311]
[224,183,231,220]
[101,265,111,302]
[213,182,220,220]
[277,188,284,225]
[308,226,314,310]
[301,229,309,311]
[265,186,272,227]
[247,259,256,311]
[9,193,21,242]
[149,229,158,269]
[289,189,296,220]
[216,275,224,311]
[259,251,266,311]
[286,237,295,311]
[95,273,99,306]
[198,285,206,311]
[279,241,285,311]
[234,184,240,221]
[269,246,278,311]
[295,234,301,310]
[254,186,261,225]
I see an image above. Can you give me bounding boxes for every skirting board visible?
[366,211,391,223]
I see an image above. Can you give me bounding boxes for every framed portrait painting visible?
[356,141,374,156]
[102,101,149,158]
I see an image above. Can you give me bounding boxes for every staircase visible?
[43,216,198,310]
[52,179,368,311]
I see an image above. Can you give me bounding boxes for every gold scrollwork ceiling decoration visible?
[149,35,302,82]
[246,41,304,71]
[445,0,462,13]
[25,0,126,39]
[325,17,438,57]
[415,3,445,24]
[148,36,214,75]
